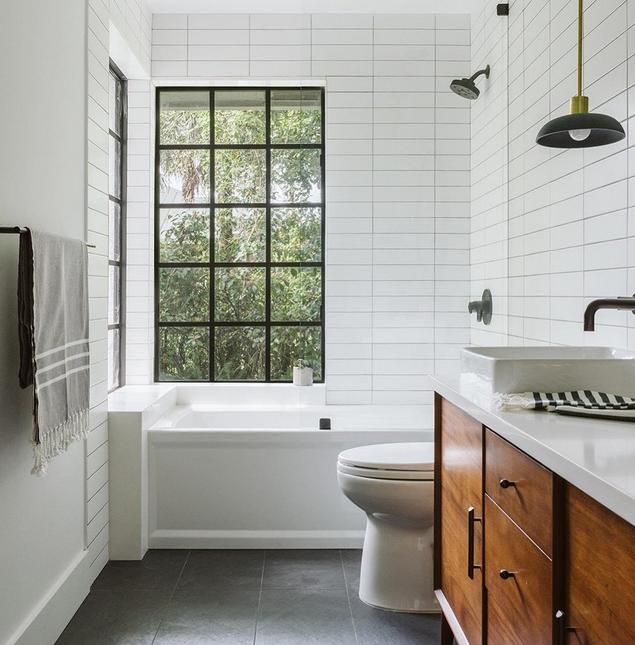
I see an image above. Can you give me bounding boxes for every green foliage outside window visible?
[156,88,323,382]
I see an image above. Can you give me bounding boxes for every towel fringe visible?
[31,408,89,476]
[493,393,538,410]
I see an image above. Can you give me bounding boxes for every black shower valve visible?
[468,289,493,326]
[497,3,510,16]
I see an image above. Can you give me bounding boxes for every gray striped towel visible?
[495,390,635,421]
[18,229,90,475]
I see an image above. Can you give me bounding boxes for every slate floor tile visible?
[341,549,362,591]
[56,548,439,645]
[262,549,346,590]
[255,588,356,645]
[177,549,265,592]
[56,589,169,645]
[92,549,189,591]
[350,594,440,645]
[153,588,259,645]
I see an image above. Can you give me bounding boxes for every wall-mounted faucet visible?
[468,289,493,325]
[583,295,635,331]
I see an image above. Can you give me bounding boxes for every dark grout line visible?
[340,549,360,645]
[252,550,267,645]
[150,549,191,645]
[172,549,191,595]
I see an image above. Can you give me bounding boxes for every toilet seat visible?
[337,462,433,481]
[337,442,434,481]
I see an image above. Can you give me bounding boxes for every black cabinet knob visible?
[499,478,516,489]
[500,569,515,580]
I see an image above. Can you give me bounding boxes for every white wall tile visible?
[471,0,633,350]
[148,12,471,408]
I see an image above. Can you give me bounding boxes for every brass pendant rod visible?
[577,0,583,97]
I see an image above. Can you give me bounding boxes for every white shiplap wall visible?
[87,0,151,580]
[150,13,471,411]
[471,0,635,349]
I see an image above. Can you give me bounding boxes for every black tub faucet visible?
[583,295,635,331]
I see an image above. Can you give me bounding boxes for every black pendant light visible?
[536,0,625,148]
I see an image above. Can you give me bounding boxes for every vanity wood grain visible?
[485,495,552,645]
[436,396,483,645]
[485,428,553,557]
[565,486,635,645]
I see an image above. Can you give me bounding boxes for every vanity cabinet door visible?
[436,396,483,645]
[565,485,635,644]
[485,495,552,645]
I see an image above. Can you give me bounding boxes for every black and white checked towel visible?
[495,390,635,421]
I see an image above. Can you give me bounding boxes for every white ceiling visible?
[148,0,477,14]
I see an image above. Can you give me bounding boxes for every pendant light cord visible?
[577,0,583,96]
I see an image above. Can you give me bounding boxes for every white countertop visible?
[431,374,635,527]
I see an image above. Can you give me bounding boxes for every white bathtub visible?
[144,384,432,550]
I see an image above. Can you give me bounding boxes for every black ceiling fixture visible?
[536,0,625,149]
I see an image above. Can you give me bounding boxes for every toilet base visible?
[358,514,438,613]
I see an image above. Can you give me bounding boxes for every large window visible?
[108,62,126,391]
[155,87,324,382]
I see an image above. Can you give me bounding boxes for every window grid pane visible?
[155,87,324,382]
[108,62,126,391]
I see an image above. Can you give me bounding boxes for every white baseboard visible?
[10,549,90,645]
[150,529,365,549]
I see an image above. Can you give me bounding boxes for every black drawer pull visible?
[499,569,515,580]
[499,478,516,489]
[467,506,482,579]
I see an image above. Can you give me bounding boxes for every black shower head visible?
[450,65,490,100]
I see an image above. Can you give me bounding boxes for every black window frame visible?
[154,86,326,383]
[108,60,127,392]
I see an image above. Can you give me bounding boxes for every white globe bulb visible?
[569,128,591,141]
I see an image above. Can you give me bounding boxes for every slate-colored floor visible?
[57,549,440,645]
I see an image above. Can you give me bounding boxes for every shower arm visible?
[469,66,490,83]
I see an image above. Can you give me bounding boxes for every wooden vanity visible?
[434,394,635,645]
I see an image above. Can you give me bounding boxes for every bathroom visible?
[1,0,634,643]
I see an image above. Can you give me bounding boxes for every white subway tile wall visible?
[125,75,154,387]
[87,0,151,581]
[150,13,471,410]
[470,1,509,346]
[471,0,635,349]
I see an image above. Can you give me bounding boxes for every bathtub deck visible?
[56,549,440,644]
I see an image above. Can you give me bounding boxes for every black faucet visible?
[583,295,635,331]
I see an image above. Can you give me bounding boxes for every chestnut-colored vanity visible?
[434,394,635,645]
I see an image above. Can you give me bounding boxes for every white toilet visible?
[337,442,436,613]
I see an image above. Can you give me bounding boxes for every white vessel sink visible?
[461,346,635,396]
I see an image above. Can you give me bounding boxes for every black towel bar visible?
[0,226,96,248]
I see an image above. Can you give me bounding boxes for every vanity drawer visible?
[485,495,552,645]
[485,429,553,556]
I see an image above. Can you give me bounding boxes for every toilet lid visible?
[338,442,434,472]
[337,462,433,481]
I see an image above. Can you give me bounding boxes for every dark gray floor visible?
[57,549,440,645]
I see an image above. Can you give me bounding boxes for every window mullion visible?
[209,88,215,383]
[265,88,272,383]
[108,61,127,392]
